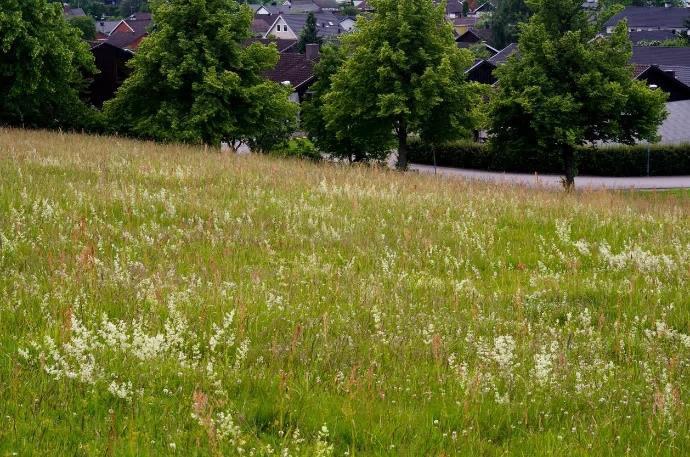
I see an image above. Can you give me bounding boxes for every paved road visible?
[411,164,690,190]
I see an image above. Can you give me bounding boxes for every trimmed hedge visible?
[408,140,690,177]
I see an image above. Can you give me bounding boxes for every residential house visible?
[252,18,273,36]
[90,42,134,107]
[88,12,152,105]
[631,46,690,82]
[465,59,498,84]
[264,12,345,40]
[337,15,357,31]
[281,0,321,13]
[634,64,690,102]
[603,6,690,34]
[455,28,498,55]
[95,20,120,40]
[464,43,516,84]
[63,4,86,17]
[453,16,478,35]
[434,0,463,19]
[353,0,374,12]
[628,30,678,44]
[312,0,343,11]
[471,1,495,16]
[263,43,321,102]
[104,12,152,50]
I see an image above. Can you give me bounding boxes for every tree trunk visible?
[562,145,576,191]
[396,119,408,170]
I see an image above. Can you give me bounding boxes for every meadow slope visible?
[1,128,690,456]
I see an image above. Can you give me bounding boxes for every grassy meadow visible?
[1,128,690,456]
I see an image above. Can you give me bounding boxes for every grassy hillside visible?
[1,128,689,456]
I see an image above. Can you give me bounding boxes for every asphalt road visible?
[411,164,690,190]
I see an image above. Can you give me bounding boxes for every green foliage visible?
[490,0,530,49]
[489,0,668,188]
[320,0,483,169]
[296,12,323,53]
[270,137,322,161]
[468,42,492,60]
[104,0,297,148]
[339,2,359,17]
[69,15,97,40]
[409,139,690,176]
[0,0,97,129]
[302,45,391,162]
[61,0,117,19]
[4,128,690,455]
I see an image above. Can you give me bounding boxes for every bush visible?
[408,140,690,176]
[270,138,322,161]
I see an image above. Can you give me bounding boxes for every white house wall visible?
[265,17,298,40]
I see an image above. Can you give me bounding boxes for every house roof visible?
[263,52,318,90]
[104,13,152,50]
[488,43,518,64]
[435,0,463,15]
[471,1,495,13]
[456,28,494,44]
[63,6,86,17]
[283,0,321,13]
[91,41,135,57]
[96,20,120,36]
[353,0,374,11]
[658,100,690,144]
[454,16,478,26]
[632,46,690,67]
[312,0,341,10]
[658,65,690,87]
[252,18,272,35]
[629,30,678,43]
[270,12,345,38]
[604,6,690,29]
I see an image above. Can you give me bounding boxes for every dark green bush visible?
[271,138,322,161]
[408,140,690,176]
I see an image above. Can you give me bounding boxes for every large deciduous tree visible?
[0,0,97,129]
[489,0,667,189]
[490,0,530,49]
[321,0,483,169]
[104,0,297,148]
[301,45,392,162]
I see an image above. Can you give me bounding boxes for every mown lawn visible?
[1,128,689,456]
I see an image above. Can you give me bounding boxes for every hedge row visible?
[408,140,690,177]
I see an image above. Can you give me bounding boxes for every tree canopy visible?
[0,0,97,129]
[489,0,668,189]
[69,15,97,41]
[297,12,323,53]
[319,0,483,169]
[302,45,391,162]
[490,0,531,49]
[104,0,297,148]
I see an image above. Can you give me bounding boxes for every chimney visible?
[305,43,320,60]
[665,69,676,78]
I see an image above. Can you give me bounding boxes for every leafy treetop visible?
[321,0,484,169]
[0,0,97,129]
[489,0,668,189]
[104,0,297,149]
